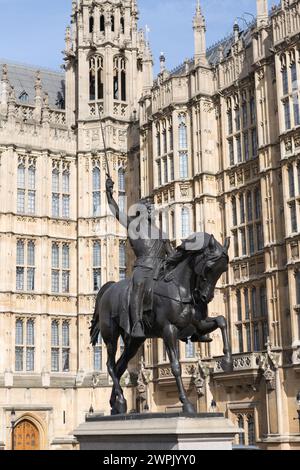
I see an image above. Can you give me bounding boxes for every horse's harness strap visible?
[153,289,193,305]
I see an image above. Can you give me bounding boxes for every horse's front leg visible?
[193,316,233,373]
[163,324,196,414]
[215,316,233,372]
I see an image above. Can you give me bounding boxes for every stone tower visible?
[62,0,150,371]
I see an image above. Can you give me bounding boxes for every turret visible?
[193,0,208,66]
[257,0,268,28]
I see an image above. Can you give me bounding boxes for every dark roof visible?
[0,59,65,109]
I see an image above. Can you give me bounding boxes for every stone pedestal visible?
[74,413,240,451]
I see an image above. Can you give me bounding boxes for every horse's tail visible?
[90,282,115,346]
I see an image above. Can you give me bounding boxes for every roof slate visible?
[0,59,65,110]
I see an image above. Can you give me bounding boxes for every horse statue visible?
[90,232,232,416]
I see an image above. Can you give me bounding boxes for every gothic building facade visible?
[0,0,299,450]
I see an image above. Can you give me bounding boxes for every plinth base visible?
[74,413,240,451]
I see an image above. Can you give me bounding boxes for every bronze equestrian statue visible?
[90,177,233,415]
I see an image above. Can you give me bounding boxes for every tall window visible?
[242,101,248,128]
[94,334,103,371]
[240,195,245,224]
[113,56,126,102]
[282,66,288,95]
[93,166,101,217]
[119,242,126,281]
[51,243,70,294]
[247,192,253,222]
[235,108,241,131]
[181,208,190,238]
[284,99,291,130]
[16,240,35,292]
[52,164,70,219]
[118,168,126,213]
[227,108,233,134]
[120,17,125,34]
[296,272,300,306]
[294,94,300,127]
[291,62,297,89]
[15,319,35,372]
[89,56,104,101]
[250,97,256,124]
[254,188,261,219]
[244,132,249,161]
[93,241,101,291]
[290,201,297,233]
[251,129,257,158]
[179,114,187,149]
[235,413,256,447]
[51,320,70,372]
[156,129,161,157]
[235,285,268,354]
[89,16,94,33]
[17,160,36,215]
[100,14,105,32]
[232,197,237,227]
[111,15,115,32]
[179,152,188,179]
[157,160,162,186]
[228,139,234,166]
[236,136,242,163]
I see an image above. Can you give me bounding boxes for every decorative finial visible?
[1,64,8,82]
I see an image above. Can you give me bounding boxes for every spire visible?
[193,0,208,66]
[257,0,268,28]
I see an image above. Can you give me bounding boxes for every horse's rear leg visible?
[163,325,195,414]
[105,327,127,415]
[215,316,233,372]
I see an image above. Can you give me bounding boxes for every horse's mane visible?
[163,235,227,282]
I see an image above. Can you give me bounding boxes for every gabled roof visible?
[0,59,65,109]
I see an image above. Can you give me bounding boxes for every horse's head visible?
[192,235,230,304]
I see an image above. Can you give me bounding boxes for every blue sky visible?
[0,0,272,74]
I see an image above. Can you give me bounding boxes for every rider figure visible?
[106,177,175,338]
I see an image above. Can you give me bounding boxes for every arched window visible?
[179,114,187,149]
[120,17,125,34]
[17,164,25,214]
[93,167,101,216]
[170,211,175,240]
[89,16,94,33]
[181,207,190,238]
[89,56,104,101]
[113,56,126,102]
[111,15,115,32]
[100,14,105,32]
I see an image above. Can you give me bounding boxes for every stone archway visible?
[13,419,40,451]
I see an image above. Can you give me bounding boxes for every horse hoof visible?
[221,356,233,373]
[183,403,196,414]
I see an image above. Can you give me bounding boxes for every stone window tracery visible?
[93,241,101,292]
[51,242,70,294]
[15,319,35,372]
[113,56,126,102]
[16,239,35,292]
[89,56,104,102]
[51,319,70,372]
[17,156,36,215]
